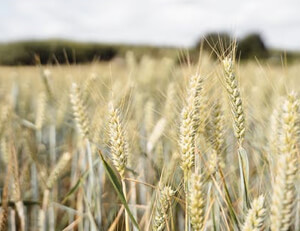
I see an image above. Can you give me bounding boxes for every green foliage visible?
[99,151,140,230]
[195,32,269,60]
[237,33,269,59]
[0,40,117,65]
[0,35,299,66]
[196,32,232,57]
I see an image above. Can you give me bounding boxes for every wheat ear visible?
[70,83,89,139]
[153,186,175,231]
[223,57,250,209]
[270,93,299,231]
[108,102,130,230]
[241,195,265,231]
[189,173,205,231]
[108,102,128,179]
[179,107,195,181]
[179,74,202,231]
[222,57,245,146]
[180,74,202,178]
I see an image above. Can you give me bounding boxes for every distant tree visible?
[194,32,269,60]
[237,33,269,59]
[195,32,233,58]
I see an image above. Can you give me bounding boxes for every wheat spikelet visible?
[222,57,245,145]
[153,186,175,231]
[241,195,265,231]
[108,102,128,179]
[70,83,90,139]
[188,172,205,231]
[35,91,47,131]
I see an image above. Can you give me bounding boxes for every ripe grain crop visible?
[0,48,299,230]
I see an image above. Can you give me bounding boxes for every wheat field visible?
[0,50,299,231]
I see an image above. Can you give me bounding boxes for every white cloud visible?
[0,0,299,50]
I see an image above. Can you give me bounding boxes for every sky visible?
[0,0,300,50]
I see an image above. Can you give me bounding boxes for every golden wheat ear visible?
[70,83,90,139]
[153,186,175,231]
[188,172,205,231]
[108,102,128,180]
[179,106,195,180]
[241,195,266,231]
[222,57,245,146]
[270,92,299,231]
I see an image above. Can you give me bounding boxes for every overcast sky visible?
[0,0,300,50]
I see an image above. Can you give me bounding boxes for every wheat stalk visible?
[9,142,25,231]
[39,152,72,231]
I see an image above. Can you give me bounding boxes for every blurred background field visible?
[1,33,300,66]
